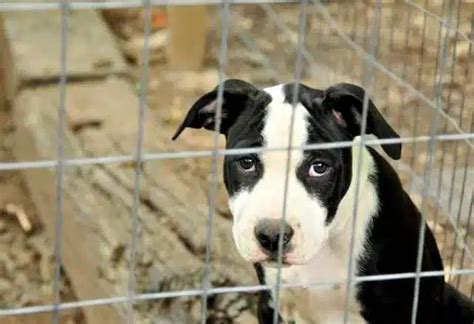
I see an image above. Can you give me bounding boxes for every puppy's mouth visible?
[261,257,292,268]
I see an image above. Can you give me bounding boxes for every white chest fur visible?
[264,243,366,324]
[263,140,378,324]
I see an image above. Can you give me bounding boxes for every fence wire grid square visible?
[0,0,473,324]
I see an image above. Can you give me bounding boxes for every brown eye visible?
[238,157,256,172]
[308,161,330,177]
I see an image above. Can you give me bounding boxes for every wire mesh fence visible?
[0,0,472,323]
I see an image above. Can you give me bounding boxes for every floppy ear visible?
[316,83,402,160]
[172,79,260,140]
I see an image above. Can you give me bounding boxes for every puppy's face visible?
[173,80,400,266]
[223,84,353,265]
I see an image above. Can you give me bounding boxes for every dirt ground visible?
[0,1,472,323]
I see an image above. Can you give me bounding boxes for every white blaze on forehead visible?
[262,85,309,151]
[258,85,312,208]
[256,84,322,221]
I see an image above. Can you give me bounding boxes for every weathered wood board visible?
[0,10,127,105]
[13,78,257,323]
[3,310,80,324]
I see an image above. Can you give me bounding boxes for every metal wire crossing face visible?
[0,1,472,324]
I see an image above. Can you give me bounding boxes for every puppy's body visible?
[173,80,474,323]
[257,147,445,324]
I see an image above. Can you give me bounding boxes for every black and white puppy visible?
[172,80,474,324]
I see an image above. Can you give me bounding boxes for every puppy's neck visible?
[330,142,379,255]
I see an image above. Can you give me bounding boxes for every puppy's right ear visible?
[172,79,261,140]
[316,83,402,160]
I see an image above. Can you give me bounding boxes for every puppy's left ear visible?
[172,79,261,140]
[317,83,402,160]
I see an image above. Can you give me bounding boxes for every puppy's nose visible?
[254,219,294,255]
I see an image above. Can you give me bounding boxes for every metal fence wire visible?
[0,0,473,323]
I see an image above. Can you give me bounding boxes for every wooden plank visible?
[63,78,254,281]
[167,6,208,70]
[12,79,256,323]
[0,10,127,101]
[0,13,14,111]
[12,84,201,323]
[2,309,81,324]
[13,89,127,324]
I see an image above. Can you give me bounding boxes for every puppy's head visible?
[173,80,401,266]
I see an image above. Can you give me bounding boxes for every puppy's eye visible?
[308,161,330,177]
[238,157,256,173]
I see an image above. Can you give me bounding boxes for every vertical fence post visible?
[167,5,208,70]
[0,13,11,111]
[0,14,5,111]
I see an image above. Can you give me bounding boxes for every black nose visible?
[254,219,294,255]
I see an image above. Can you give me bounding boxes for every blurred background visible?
[0,0,472,323]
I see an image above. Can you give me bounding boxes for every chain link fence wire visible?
[0,0,472,323]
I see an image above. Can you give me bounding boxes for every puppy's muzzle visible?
[254,219,294,257]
